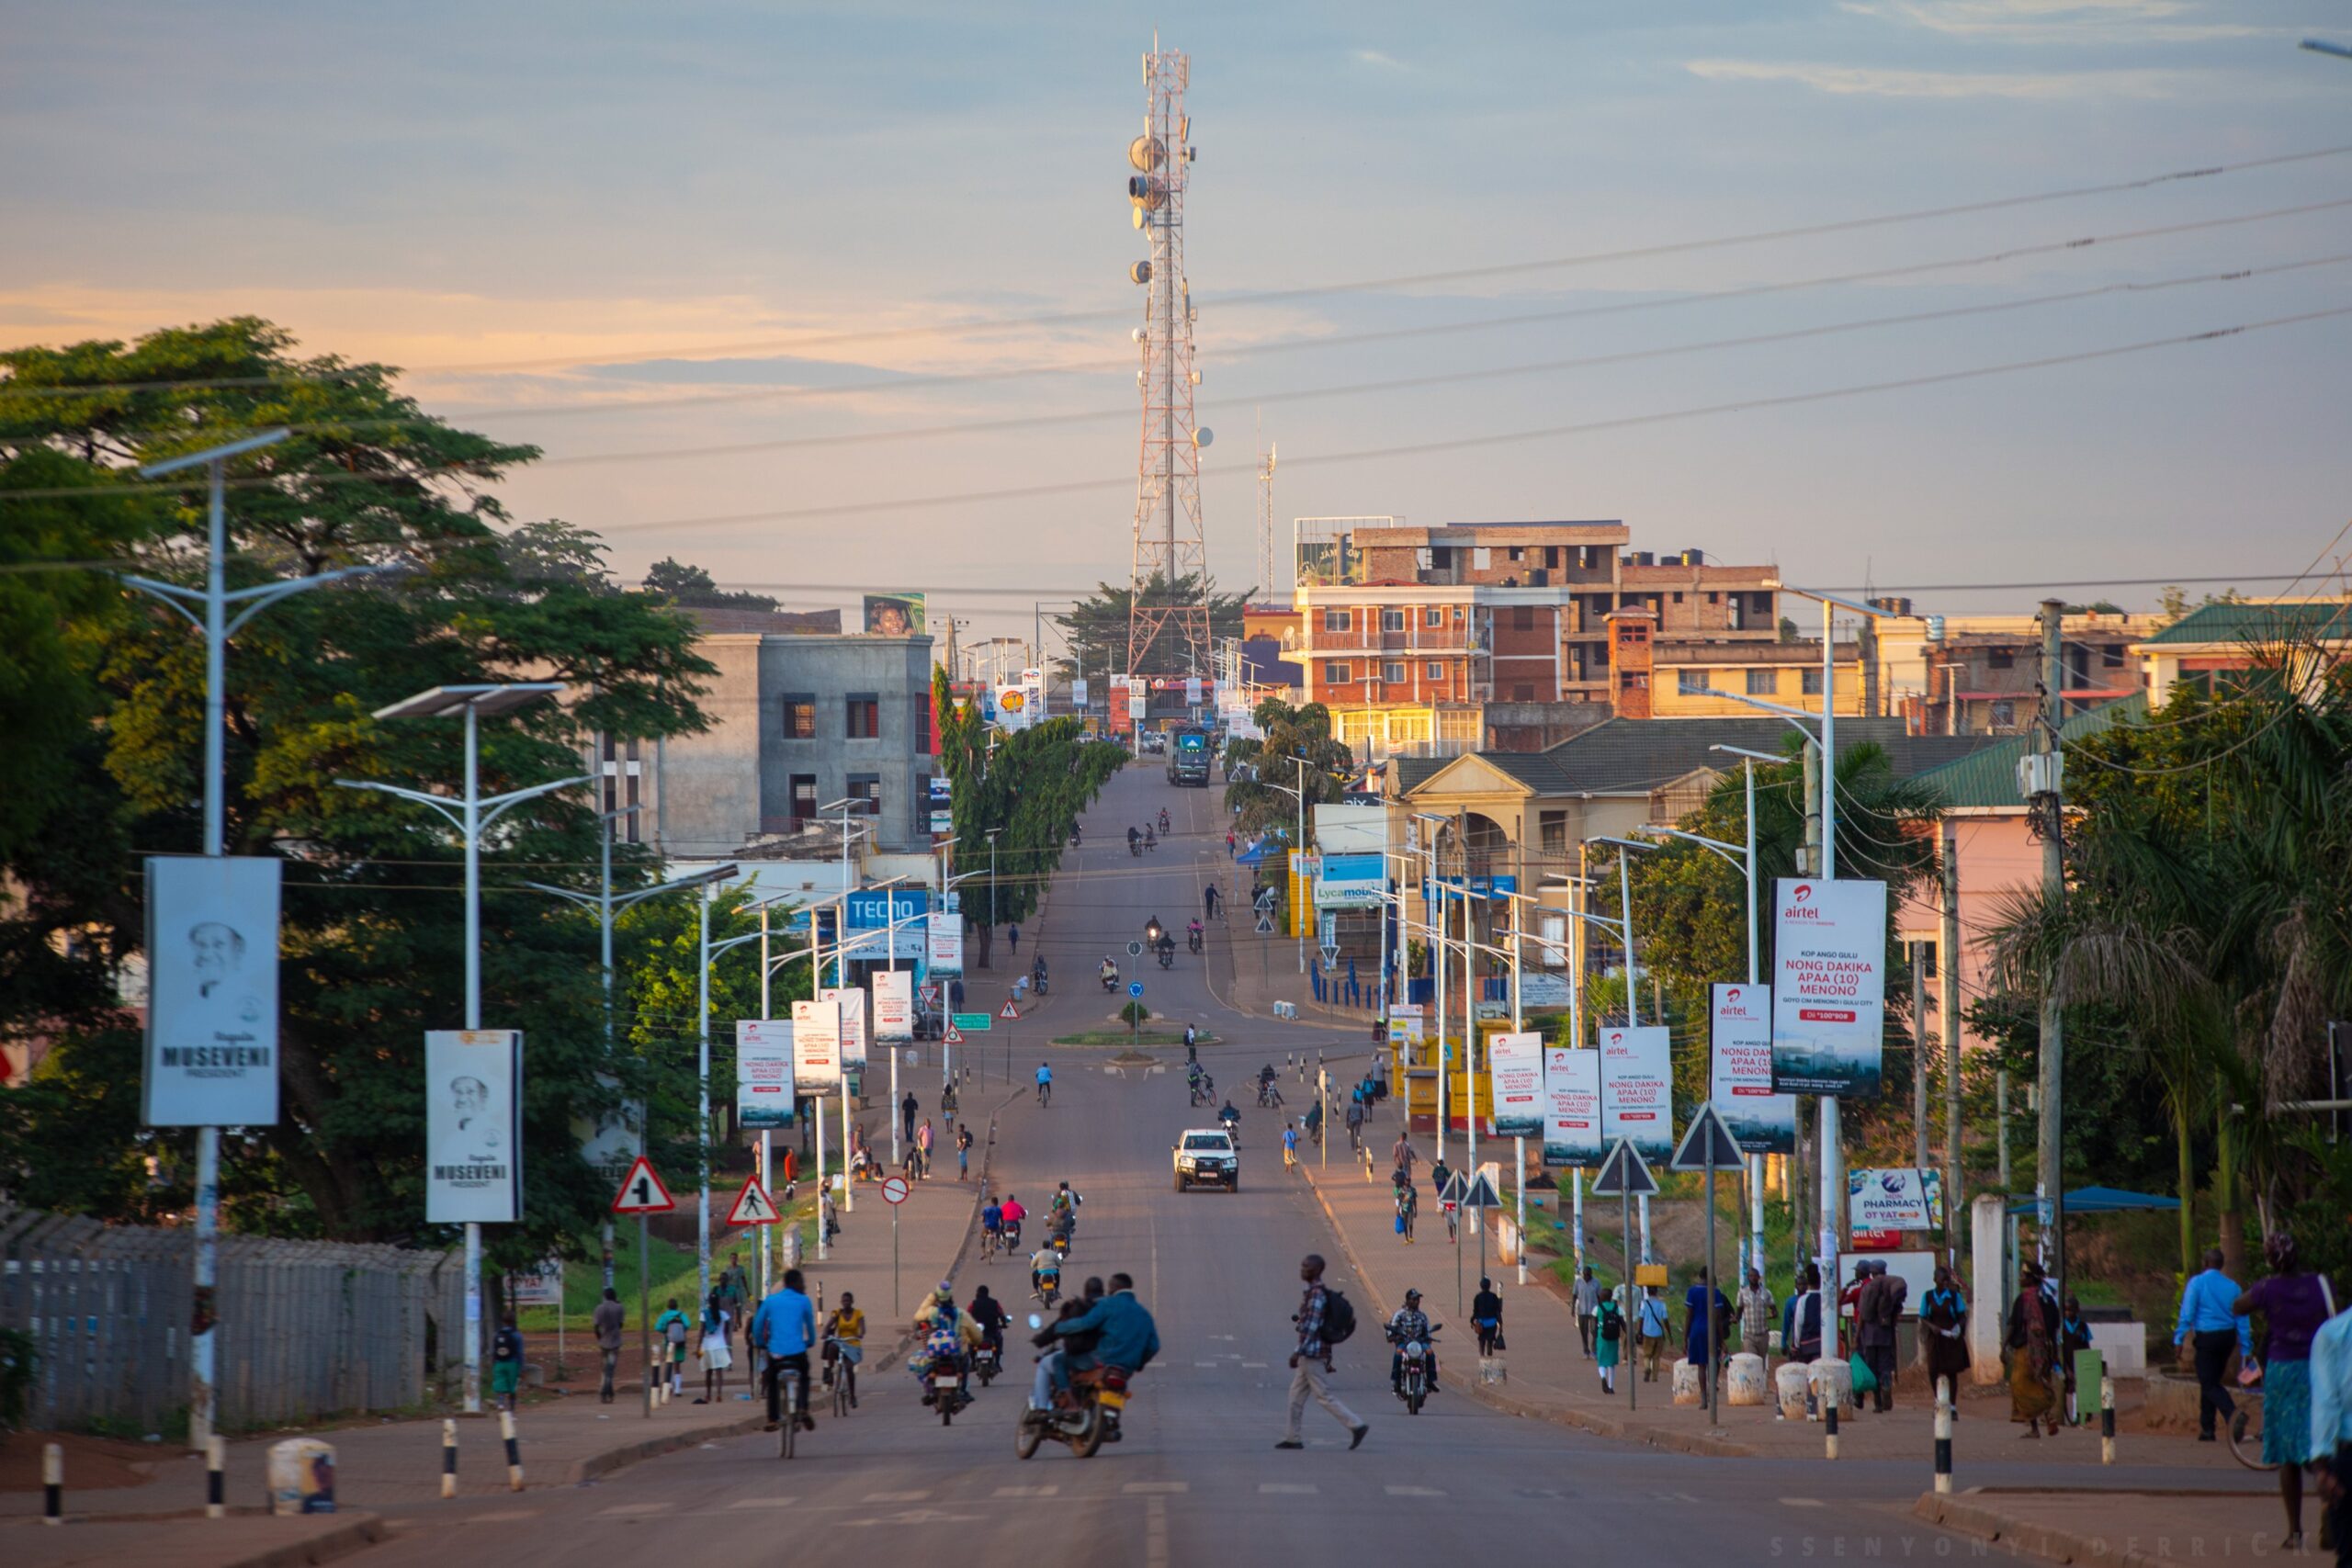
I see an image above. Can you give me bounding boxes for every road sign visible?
[879,1175,910,1206]
[1126,981,1144,999]
[999,999,1020,1021]
[1126,941,1144,957]
[1319,942,1340,970]
[1255,910,1276,934]
[920,984,941,1007]
[952,1011,992,1032]
[1589,1138,1657,1199]
[1437,1170,1468,1204]
[724,1173,781,1226]
[943,1024,964,1047]
[1669,1100,1747,1173]
[609,1156,675,1214]
[1461,1172,1504,1212]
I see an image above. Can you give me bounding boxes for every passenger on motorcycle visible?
[1100,956,1119,988]
[1030,1247,1064,1301]
[1000,1193,1026,1250]
[1186,917,1203,952]
[1050,1181,1081,1227]
[1030,1271,1159,1420]
[910,1285,982,1402]
[1387,1289,1440,1395]
[967,1284,1007,1358]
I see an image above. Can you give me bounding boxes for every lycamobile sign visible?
[1769,879,1888,1098]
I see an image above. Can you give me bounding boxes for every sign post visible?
[880,1174,910,1316]
[1671,1102,1747,1415]
[1591,1138,1657,1412]
[610,1156,676,1420]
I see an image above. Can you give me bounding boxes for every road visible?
[361,765,2233,1566]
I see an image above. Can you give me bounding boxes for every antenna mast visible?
[1256,424,1278,604]
[1125,42,1211,680]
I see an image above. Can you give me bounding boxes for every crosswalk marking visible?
[1384,1485,1445,1497]
[726,1496,797,1509]
[1781,1497,1826,1508]
[1242,1361,1269,1369]
[596,1503,674,1517]
[1123,1482,1190,1495]
[994,1484,1058,1497]
[865,1490,931,1502]
[1259,1483,1318,1495]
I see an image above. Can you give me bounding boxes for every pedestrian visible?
[1204,885,1219,919]
[1783,1265,1826,1369]
[901,1090,919,1145]
[956,1122,973,1181]
[2173,1246,2252,1442]
[1275,1253,1370,1451]
[1573,1267,1601,1358]
[1226,829,1236,859]
[1736,1268,1777,1365]
[654,1296,692,1397]
[2006,1260,2061,1437]
[1344,1097,1365,1153]
[1637,1285,1670,1382]
[1283,1120,1299,1171]
[1007,922,1020,954]
[1472,1276,1504,1358]
[592,1286,626,1404]
[1393,1176,1418,1244]
[1595,1288,1626,1393]
[1390,1133,1418,1181]
[781,1214,804,1272]
[1684,1268,1731,1379]
[1857,1259,1905,1412]
[917,1116,935,1179]
[949,976,966,1012]
[491,1313,526,1413]
[2059,1292,2094,1423]
[2232,1230,2336,1551]
[1921,1265,1972,1411]
[718,1251,750,1347]
[2306,1284,2352,1562]
[696,1290,733,1404]
[820,1186,839,1246]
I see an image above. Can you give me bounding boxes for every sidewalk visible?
[1915,1489,2291,1568]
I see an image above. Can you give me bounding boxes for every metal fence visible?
[0,1205,462,1433]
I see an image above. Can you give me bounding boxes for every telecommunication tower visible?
[1256,432,1278,603]
[1125,41,1212,679]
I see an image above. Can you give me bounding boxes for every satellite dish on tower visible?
[1193,428,1215,449]
[1128,134,1165,172]
[1130,260,1153,286]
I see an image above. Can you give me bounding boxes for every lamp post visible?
[695,880,774,1306]
[336,682,589,1415]
[1589,835,1659,1262]
[1410,812,1452,1159]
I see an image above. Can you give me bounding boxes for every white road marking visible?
[466,1510,541,1522]
[726,1496,797,1509]
[865,1490,931,1502]
[994,1484,1058,1497]
[1384,1485,1445,1497]
[1146,1494,1170,1568]
[1259,1483,1318,1495]
[1194,1360,1219,1368]
[1781,1497,1826,1508]
[1242,1360,1269,1369]
[596,1503,674,1516]
[1124,1482,1190,1495]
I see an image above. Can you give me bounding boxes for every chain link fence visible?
[0,1204,462,1433]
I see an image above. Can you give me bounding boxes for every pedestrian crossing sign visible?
[724,1173,781,1226]
[999,998,1020,1021]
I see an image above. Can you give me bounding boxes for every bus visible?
[1166,727,1212,787]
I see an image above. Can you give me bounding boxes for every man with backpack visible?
[1277,1253,1370,1451]
[1857,1259,1907,1412]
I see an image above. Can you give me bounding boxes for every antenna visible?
[1125,40,1211,682]
[1256,421,1278,604]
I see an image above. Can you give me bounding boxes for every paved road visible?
[358,768,2238,1566]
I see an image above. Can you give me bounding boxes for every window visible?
[1539,809,1567,857]
[1425,660,1444,680]
[1323,609,1352,633]
[782,693,816,739]
[1802,668,1824,696]
[1987,649,2016,671]
[914,693,933,752]
[1381,661,1407,684]
[1512,605,1536,632]
[1507,546,1523,562]
[1473,547,1492,570]
[1989,699,2017,728]
[2101,645,2124,668]
[1323,660,1353,684]
[1678,669,1711,695]
[1539,912,1568,967]
[846,773,881,815]
[1512,682,1535,701]
[1381,608,1407,632]
[1672,592,1684,604]
[845,694,880,739]
[1424,606,1445,627]
[1746,669,1776,695]
[790,773,818,827]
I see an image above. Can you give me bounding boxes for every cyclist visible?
[1035,1060,1053,1107]
[820,1292,865,1406]
[980,1195,1004,1258]
[752,1268,818,1433]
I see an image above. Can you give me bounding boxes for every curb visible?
[1296,1164,1756,1461]
[1913,1492,2144,1568]
[10,1510,388,1568]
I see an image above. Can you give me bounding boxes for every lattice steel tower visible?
[1125,41,1211,679]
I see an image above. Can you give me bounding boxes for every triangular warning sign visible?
[943,1024,964,1046]
[1669,1100,1747,1173]
[609,1156,676,1215]
[999,999,1020,1021]
[1462,1173,1503,1211]
[1437,1170,1469,1205]
[1590,1138,1658,1199]
[724,1173,781,1226]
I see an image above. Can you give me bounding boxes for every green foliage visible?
[1050,572,1250,682]
[0,1326,34,1431]
[1119,1000,1150,1029]
[1221,699,1355,842]
[639,557,777,611]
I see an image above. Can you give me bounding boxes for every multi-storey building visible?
[1870,606,2157,734]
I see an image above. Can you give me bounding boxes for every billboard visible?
[143,854,282,1127]
[995,683,1036,731]
[1710,983,1796,1154]
[925,913,965,976]
[1770,878,1890,1097]
[1487,1032,1544,1137]
[791,997,842,1090]
[1314,852,1386,909]
[735,1021,796,1130]
[842,886,928,962]
[1542,1046,1603,1167]
[1598,1024,1674,1161]
[873,969,914,1043]
[425,1029,522,1224]
[823,986,868,1068]
[862,592,924,637]
[1848,1168,1945,1231]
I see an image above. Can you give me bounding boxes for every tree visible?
[933,666,1125,969]
[641,557,777,612]
[1052,572,1250,682]
[1221,699,1355,842]
[0,320,715,1273]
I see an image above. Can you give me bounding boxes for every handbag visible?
[1849,1349,1878,1395]
[1394,1213,1407,1235]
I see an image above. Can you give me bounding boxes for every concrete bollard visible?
[1933,1387,1953,1495]
[1726,1353,1768,1406]
[500,1409,523,1492]
[206,1435,226,1519]
[2100,1374,2116,1465]
[441,1418,458,1499]
[42,1441,62,1524]
[1824,1399,1839,1460]
[1775,1360,1812,1421]
[1670,1359,1704,1406]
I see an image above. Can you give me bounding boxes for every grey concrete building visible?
[646,627,940,859]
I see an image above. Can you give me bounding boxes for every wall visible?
[1893,811,2041,1055]
[1650,654,1866,718]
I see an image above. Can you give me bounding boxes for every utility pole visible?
[2032,600,2069,1317]
[1911,942,1930,1170]
[1799,736,1824,1274]
[1940,827,1964,1272]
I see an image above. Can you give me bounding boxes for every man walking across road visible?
[592,1287,626,1404]
[1277,1254,1369,1451]
[1573,1267,1601,1358]
[901,1090,919,1146]
[2174,1246,2252,1442]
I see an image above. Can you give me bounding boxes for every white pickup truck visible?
[1171,1127,1239,1192]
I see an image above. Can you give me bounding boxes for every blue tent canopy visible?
[1236,836,1273,866]
[2007,1185,2181,1216]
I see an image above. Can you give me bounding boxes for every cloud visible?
[1838,0,2279,42]
[1682,57,2188,98]
[1351,49,1411,72]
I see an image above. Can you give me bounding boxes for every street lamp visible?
[127,427,399,1450]
[335,682,589,1415]
[1409,812,1454,1158]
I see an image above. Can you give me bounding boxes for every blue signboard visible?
[1127,981,1145,998]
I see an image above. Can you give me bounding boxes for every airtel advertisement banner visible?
[1487,1032,1544,1138]
[1598,1024,1674,1161]
[1542,1046,1602,1167]
[1770,878,1889,1098]
[1710,983,1795,1154]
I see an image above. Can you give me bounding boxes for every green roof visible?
[2142,600,2352,647]
[1917,694,2146,809]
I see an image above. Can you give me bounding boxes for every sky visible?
[5,0,2349,649]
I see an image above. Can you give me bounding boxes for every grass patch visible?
[1049,1030,1221,1047]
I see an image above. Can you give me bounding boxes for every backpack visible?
[1320,1288,1358,1346]
[663,1315,687,1346]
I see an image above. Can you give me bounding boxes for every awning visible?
[2007,1185,2180,1216]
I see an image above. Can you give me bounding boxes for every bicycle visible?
[770,1353,811,1460]
[2225,1397,2276,1471]
[829,1338,859,1418]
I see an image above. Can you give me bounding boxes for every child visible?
[697,1290,733,1404]
[1596,1292,1626,1394]
[653,1297,692,1396]
[490,1314,526,1413]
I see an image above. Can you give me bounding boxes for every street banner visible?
[143,854,281,1127]
[1488,1032,1544,1137]
[1710,983,1796,1154]
[926,913,965,976]
[823,986,868,1068]
[1598,1024,1674,1161]
[1386,1004,1423,1048]
[1770,878,1889,1097]
[735,1021,796,1130]
[873,969,914,1043]
[425,1029,523,1224]
[1071,677,1090,709]
[508,1258,564,1307]
[1847,1168,1945,1230]
[1313,852,1386,909]
[1542,1046,1602,1167]
[791,997,842,1090]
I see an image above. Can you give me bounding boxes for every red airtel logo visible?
[1792,885,1813,902]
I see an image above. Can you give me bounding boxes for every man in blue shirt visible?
[2308,1300,2352,1560]
[1032,1271,1159,1416]
[1035,1061,1053,1107]
[752,1268,818,1432]
[2172,1247,2252,1441]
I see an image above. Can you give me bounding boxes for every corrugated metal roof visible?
[2141,600,2352,648]
[1916,694,2147,809]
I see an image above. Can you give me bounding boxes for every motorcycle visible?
[1257,1080,1283,1110]
[1187,927,1204,954]
[1392,1324,1442,1415]
[1050,1230,1072,1262]
[1128,834,1141,859]
[1157,944,1174,971]
[973,1341,1002,1387]
[1069,825,1081,847]
[1219,1110,1239,1144]
[1033,1274,1059,1309]
[1157,809,1170,835]
[1016,1316,1135,1461]
[1100,967,1120,993]
[1003,1219,1023,1252]
[1033,964,1049,997]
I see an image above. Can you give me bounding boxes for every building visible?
[1870,608,2157,734]
[2133,598,2352,707]
[1647,637,1866,719]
